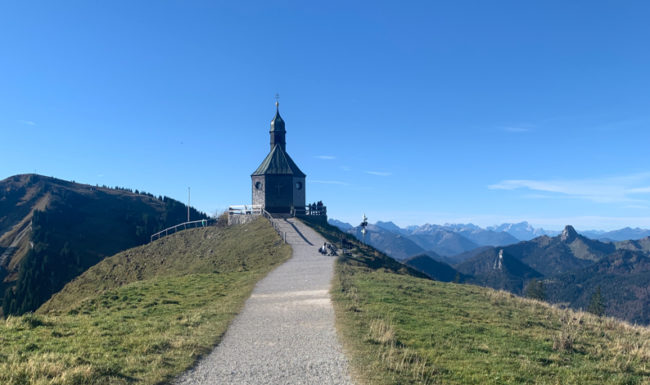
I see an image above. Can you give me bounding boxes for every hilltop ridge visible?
[0,217,291,384]
[40,218,288,314]
[0,173,207,315]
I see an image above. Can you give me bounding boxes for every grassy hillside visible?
[0,218,291,385]
[303,219,650,385]
[1,174,208,316]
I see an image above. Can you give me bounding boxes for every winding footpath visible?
[174,217,353,385]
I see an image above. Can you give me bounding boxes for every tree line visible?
[3,190,208,316]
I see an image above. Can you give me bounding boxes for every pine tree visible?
[588,286,605,316]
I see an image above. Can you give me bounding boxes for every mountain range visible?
[330,219,547,261]
[460,226,650,324]
[347,224,428,261]
[487,222,559,240]
[331,218,650,325]
[330,218,650,259]
[581,227,650,241]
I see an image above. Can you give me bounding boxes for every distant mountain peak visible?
[328,219,353,231]
[561,225,578,242]
[487,221,557,241]
[375,221,404,234]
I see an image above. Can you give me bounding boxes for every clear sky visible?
[2,1,650,231]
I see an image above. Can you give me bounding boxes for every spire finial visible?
[275,93,280,109]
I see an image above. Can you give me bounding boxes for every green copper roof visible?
[252,145,306,177]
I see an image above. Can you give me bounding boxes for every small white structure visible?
[227,204,262,225]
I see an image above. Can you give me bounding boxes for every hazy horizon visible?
[329,214,647,233]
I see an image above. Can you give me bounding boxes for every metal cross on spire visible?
[275,93,280,108]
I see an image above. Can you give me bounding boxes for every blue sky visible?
[2,1,650,230]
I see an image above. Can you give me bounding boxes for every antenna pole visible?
[187,187,191,222]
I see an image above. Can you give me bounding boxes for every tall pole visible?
[187,187,191,222]
[360,213,368,246]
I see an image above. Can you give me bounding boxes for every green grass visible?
[0,217,291,384]
[304,219,650,385]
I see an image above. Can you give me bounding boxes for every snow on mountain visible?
[488,221,558,241]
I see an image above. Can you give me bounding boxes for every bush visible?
[524,278,546,301]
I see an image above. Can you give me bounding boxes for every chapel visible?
[251,102,306,214]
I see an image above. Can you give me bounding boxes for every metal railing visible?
[150,219,213,243]
[262,209,287,243]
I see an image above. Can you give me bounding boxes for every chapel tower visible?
[251,102,306,214]
[269,102,286,151]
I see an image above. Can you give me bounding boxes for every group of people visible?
[318,242,337,256]
[307,201,326,216]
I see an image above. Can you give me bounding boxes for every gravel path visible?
[173,217,353,385]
